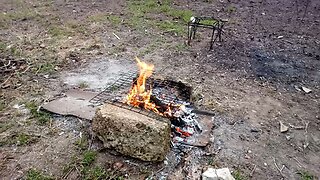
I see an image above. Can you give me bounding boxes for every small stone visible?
[248,150,252,154]
[280,121,289,133]
[244,154,251,159]
[285,135,291,140]
[264,163,267,166]
[202,168,235,180]
[113,162,123,169]
[301,86,312,93]
[295,85,301,91]
[39,43,45,48]
[277,36,284,39]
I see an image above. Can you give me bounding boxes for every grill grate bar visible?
[89,68,192,119]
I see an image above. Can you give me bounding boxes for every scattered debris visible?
[301,86,312,93]
[202,168,235,180]
[113,32,120,40]
[273,158,285,177]
[250,164,257,177]
[289,123,304,130]
[280,121,289,133]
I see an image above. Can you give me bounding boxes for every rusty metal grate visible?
[89,71,192,119]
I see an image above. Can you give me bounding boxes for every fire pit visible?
[91,58,213,161]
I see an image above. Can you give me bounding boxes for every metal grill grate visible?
[89,71,192,119]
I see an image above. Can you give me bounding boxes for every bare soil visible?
[0,0,319,179]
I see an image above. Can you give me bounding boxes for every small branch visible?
[305,121,309,133]
[292,157,303,168]
[273,158,285,177]
[250,164,257,177]
[289,123,304,130]
[113,32,120,40]
[0,75,12,88]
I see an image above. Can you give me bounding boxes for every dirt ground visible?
[0,0,319,179]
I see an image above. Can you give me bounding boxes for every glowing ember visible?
[125,57,179,117]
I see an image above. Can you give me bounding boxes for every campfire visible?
[90,57,204,146]
[123,58,201,141]
[125,57,182,118]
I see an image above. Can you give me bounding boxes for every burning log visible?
[92,104,171,161]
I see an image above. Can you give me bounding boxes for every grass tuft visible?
[232,170,247,180]
[88,13,122,26]
[127,0,192,35]
[156,20,185,35]
[298,170,315,180]
[0,100,6,112]
[78,81,89,89]
[26,169,54,180]
[82,150,97,167]
[25,101,51,125]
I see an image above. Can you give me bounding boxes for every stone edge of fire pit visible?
[92,103,171,162]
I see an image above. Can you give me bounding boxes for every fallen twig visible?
[292,157,303,168]
[0,75,12,88]
[273,158,285,177]
[113,32,120,40]
[288,123,304,130]
[250,164,257,177]
[303,121,310,149]
[124,160,139,166]
[305,121,309,133]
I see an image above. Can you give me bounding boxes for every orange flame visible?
[126,57,183,117]
[126,57,160,113]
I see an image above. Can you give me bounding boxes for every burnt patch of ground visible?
[250,48,320,88]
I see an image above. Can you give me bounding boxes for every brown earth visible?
[0,0,319,179]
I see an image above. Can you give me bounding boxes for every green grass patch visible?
[127,0,192,35]
[173,43,188,51]
[25,101,51,125]
[88,13,122,26]
[82,150,97,167]
[156,20,185,35]
[78,81,89,89]
[48,25,73,38]
[83,166,109,180]
[0,10,40,28]
[32,61,57,74]
[75,135,89,150]
[16,133,32,146]
[66,21,88,35]
[0,132,38,147]
[201,19,218,26]
[0,42,22,57]
[232,170,247,180]
[0,122,13,133]
[26,168,54,180]
[165,8,193,22]
[298,170,316,180]
[0,100,6,112]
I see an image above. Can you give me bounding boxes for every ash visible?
[171,105,202,147]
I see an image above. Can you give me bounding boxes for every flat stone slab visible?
[92,104,171,161]
[42,90,98,120]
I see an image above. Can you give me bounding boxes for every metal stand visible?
[187,17,226,50]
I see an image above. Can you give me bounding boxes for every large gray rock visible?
[92,104,171,161]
